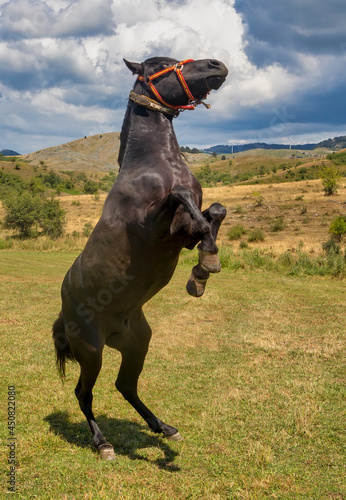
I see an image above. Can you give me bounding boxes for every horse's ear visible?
[123,59,143,75]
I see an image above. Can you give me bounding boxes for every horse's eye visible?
[162,64,168,68]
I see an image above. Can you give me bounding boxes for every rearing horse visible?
[53,56,228,460]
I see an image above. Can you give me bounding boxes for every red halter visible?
[137,59,209,112]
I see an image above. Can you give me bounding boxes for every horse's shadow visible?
[45,410,180,471]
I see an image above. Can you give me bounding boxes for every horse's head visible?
[124,56,228,113]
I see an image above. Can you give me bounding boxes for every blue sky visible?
[1,0,346,154]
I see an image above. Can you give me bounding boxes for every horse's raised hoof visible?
[186,275,206,297]
[198,249,221,273]
[98,444,115,461]
[166,431,182,441]
[186,264,210,297]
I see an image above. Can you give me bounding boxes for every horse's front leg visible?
[198,202,227,271]
[186,202,226,297]
[146,187,226,296]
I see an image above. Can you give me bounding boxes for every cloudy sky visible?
[1,0,346,154]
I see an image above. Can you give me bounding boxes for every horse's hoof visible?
[166,431,182,441]
[98,444,115,461]
[198,250,221,273]
[186,276,206,297]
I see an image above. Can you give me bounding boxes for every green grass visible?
[0,252,345,499]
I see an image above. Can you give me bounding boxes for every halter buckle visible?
[174,63,184,72]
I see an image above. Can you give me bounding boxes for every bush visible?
[40,198,66,239]
[3,192,42,238]
[227,224,246,240]
[82,222,94,237]
[270,217,285,232]
[320,165,341,195]
[2,193,65,239]
[84,180,99,194]
[322,238,340,255]
[0,170,28,199]
[329,215,346,242]
[0,237,14,249]
[251,192,263,208]
[248,229,265,242]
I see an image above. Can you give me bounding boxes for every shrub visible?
[0,237,14,249]
[84,180,99,194]
[248,229,265,242]
[320,165,341,196]
[2,192,66,239]
[3,192,42,238]
[329,215,346,242]
[0,170,28,198]
[322,238,340,255]
[40,198,66,239]
[82,222,94,237]
[227,224,246,240]
[251,192,263,208]
[270,217,285,232]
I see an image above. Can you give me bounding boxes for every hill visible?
[1,149,20,156]
[204,142,317,155]
[19,132,210,172]
[13,133,346,173]
[203,135,346,155]
[316,135,346,149]
[22,132,121,172]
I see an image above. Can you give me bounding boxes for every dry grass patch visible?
[203,179,346,253]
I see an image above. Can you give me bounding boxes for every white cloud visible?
[0,0,345,153]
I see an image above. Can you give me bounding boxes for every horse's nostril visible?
[209,59,221,68]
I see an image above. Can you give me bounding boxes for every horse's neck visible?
[118,101,181,170]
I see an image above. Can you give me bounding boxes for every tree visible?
[329,216,346,242]
[3,192,42,238]
[258,165,267,176]
[3,192,66,239]
[320,165,341,196]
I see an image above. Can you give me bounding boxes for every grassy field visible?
[0,251,345,499]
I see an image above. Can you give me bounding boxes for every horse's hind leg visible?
[73,339,115,460]
[187,202,226,297]
[115,309,182,441]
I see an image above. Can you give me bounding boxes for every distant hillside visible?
[203,135,346,155]
[315,135,346,149]
[15,132,346,173]
[22,133,121,172]
[21,132,208,172]
[204,142,317,155]
[1,149,20,156]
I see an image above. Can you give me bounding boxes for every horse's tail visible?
[52,312,76,379]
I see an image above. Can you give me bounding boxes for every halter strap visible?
[136,59,210,113]
[129,90,178,117]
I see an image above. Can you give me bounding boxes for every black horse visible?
[53,56,228,460]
